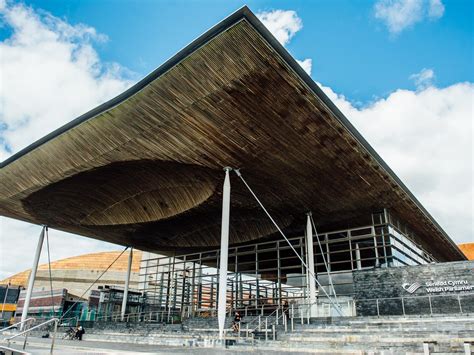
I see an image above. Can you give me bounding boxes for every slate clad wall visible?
[353,261,474,316]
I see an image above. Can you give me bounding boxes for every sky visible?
[0,0,473,279]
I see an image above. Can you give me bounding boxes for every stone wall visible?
[353,260,474,316]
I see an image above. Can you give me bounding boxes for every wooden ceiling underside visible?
[0,14,464,261]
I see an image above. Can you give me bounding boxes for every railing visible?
[0,318,35,334]
[93,309,183,324]
[59,316,78,327]
[6,318,59,354]
[237,292,473,341]
[0,344,31,355]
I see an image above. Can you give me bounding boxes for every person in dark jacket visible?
[75,326,85,340]
[232,312,242,332]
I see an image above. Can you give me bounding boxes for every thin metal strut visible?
[234,169,343,316]
[309,214,339,305]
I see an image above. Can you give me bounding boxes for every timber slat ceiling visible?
[0,7,464,261]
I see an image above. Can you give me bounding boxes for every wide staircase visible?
[276,315,473,353]
[2,314,473,353]
[65,314,474,353]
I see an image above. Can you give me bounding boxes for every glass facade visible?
[138,209,437,315]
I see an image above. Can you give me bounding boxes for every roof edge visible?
[0,5,465,261]
[241,8,465,261]
[0,5,253,168]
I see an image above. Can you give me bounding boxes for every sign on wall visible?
[402,279,474,294]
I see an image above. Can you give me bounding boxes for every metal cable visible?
[60,246,129,321]
[45,226,56,317]
[309,215,339,303]
[234,169,343,316]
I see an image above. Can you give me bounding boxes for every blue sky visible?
[0,0,472,278]
[11,0,473,104]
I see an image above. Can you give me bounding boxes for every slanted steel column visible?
[21,226,46,330]
[306,214,317,307]
[218,167,231,339]
[121,247,133,321]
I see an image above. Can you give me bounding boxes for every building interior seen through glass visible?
[139,210,436,315]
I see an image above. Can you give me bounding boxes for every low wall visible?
[353,260,474,316]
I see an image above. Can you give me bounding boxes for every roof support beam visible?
[121,247,133,322]
[218,167,231,339]
[20,226,45,330]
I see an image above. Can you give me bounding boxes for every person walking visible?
[232,311,242,332]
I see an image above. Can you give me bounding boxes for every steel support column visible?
[218,167,231,339]
[306,214,317,313]
[21,226,46,330]
[121,247,133,321]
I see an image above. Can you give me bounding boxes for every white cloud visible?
[256,9,302,46]
[0,217,122,281]
[296,58,312,75]
[0,1,134,158]
[374,0,445,34]
[257,9,312,76]
[320,82,474,244]
[428,0,445,19]
[0,2,132,278]
[410,68,435,89]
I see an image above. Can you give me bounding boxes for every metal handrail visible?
[242,305,284,340]
[93,309,182,323]
[0,345,31,355]
[59,316,78,326]
[0,318,35,334]
[6,318,59,354]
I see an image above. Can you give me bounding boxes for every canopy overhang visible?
[0,7,465,261]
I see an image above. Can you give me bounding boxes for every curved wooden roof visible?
[0,7,464,261]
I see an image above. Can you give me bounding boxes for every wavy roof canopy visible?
[0,7,464,261]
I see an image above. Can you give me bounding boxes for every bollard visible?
[423,342,430,355]
[265,318,268,341]
[464,342,471,355]
[291,304,295,331]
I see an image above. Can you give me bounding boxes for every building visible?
[1,251,143,323]
[1,251,142,298]
[15,288,84,322]
[0,6,470,335]
[458,243,474,260]
[0,285,22,326]
[91,286,144,321]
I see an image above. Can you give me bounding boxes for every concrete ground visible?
[4,336,325,355]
